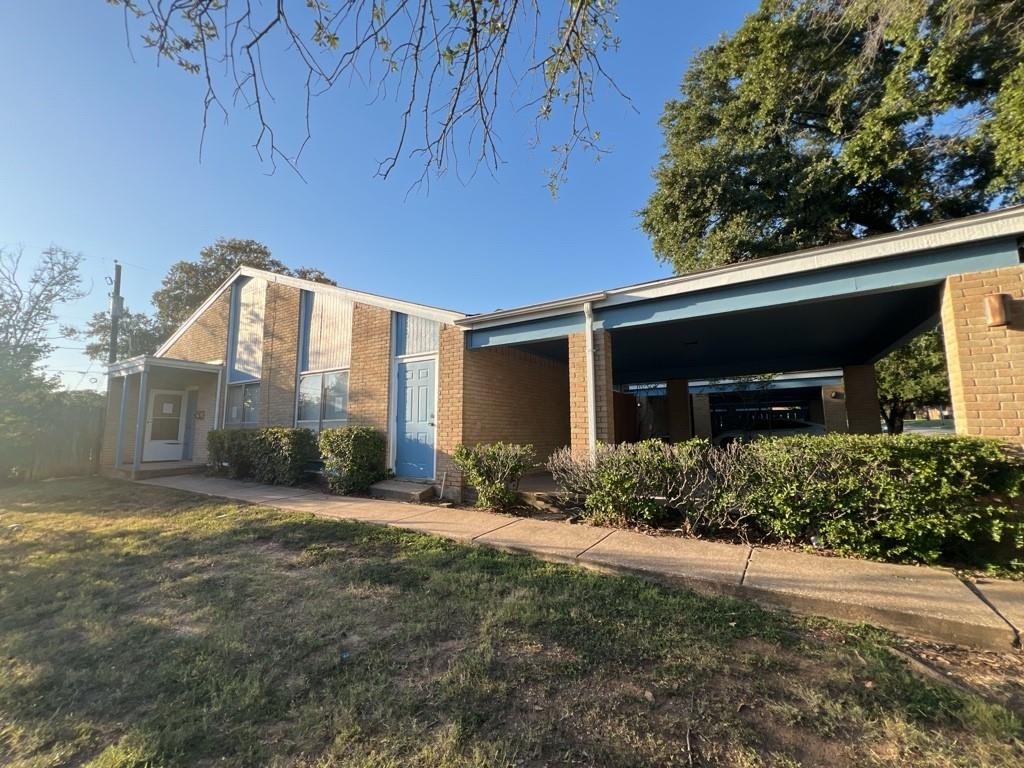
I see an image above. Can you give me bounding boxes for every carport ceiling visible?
[610,284,942,383]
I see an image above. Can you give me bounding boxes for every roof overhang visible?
[107,355,223,378]
[457,204,1024,331]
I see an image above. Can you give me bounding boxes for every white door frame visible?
[143,388,187,462]
[388,353,439,480]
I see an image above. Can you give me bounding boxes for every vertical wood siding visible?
[302,291,354,371]
[231,277,266,381]
[394,313,439,356]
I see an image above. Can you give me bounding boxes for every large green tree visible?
[875,328,951,434]
[641,0,1024,275]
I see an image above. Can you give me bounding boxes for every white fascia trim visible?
[108,355,224,377]
[457,204,1024,329]
[155,266,467,359]
[241,267,466,324]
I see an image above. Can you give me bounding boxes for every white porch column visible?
[132,367,148,473]
[114,376,129,469]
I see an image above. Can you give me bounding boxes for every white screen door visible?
[144,389,186,461]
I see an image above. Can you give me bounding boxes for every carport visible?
[456,206,1024,452]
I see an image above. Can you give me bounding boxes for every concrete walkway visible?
[138,474,1024,652]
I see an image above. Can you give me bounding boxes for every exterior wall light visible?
[985,293,1010,327]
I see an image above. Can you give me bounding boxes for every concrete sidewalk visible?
[139,474,1024,652]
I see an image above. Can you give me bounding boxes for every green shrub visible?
[319,427,387,494]
[719,434,1024,563]
[548,439,730,529]
[207,429,257,479]
[452,442,535,509]
[248,427,318,486]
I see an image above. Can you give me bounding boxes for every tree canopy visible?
[640,0,1024,275]
[875,327,951,433]
[110,0,622,188]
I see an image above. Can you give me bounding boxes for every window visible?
[296,370,349,432]
[226,382,260,426]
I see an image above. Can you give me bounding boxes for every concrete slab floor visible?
[389,507,521,542]
[475,518,612,563]
[580,530,750,588]
[743,548,1014,650]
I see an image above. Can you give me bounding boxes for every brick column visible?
[348,303,392,433]
[820,383,848,432]
[691,393,713,439]
[259,282,301,427]
[667,379,692,442]
[436,325,465,500]
[568,329,615,454]
[941,265,1024,443]
[842,364,881,434]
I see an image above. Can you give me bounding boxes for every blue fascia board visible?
[594,238,1018,331]
[466,311,584,349]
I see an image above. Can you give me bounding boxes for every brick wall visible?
[820,384,848,432]
[568,330,615,454]
[161,290,232,363]
[436,324,465,498]
[349,302,392,432]
[941,264,1024,443]
[259,282,301,427]
[462,344,570,462]
[843,364,881,434]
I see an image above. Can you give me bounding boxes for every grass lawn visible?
[1,479,1022,767]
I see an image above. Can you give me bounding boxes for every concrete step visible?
[370,479,436,503]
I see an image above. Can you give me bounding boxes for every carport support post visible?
[667,379,692,441]
[132,367,148,474]
[843,364,882,434]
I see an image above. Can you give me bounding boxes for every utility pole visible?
[108,261,123,365]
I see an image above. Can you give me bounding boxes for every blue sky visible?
[0,1,757,390]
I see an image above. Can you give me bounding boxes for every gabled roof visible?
[155,266,466,357]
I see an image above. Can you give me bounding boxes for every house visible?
[102,205,1024,497]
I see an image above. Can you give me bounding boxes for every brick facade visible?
[941,264,1024,443]
[259,282,302,427]
[568,330,615,454]
[348,302,392,432]
[820,383,848,432]
[162,290,232,363]
[435,325,466,498]
[843,364,881,434]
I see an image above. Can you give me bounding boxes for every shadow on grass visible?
[0,478,1021,767]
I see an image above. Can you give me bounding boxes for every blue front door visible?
[395,359,436,478]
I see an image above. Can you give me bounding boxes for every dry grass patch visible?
[0,478,1021,767]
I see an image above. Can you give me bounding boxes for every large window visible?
[226,382,260,426]
[297,370,349,432]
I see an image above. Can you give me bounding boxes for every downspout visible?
[583,302,597,457]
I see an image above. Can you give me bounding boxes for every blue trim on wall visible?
[466,311,585,349]
[465,237,1018,349]
[595,238,1018,331]
[182,389,197,461]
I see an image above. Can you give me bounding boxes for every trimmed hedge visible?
[452,442,535,509]
[548,434,1024,566]
[249,428,318,486]
[207,427,316,485]
[319,426,387,494]
[207,429,258,479]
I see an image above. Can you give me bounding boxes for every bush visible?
[319,427,387,494]
[548,434,1024,566]
[249,427,318,485]
[722,434,1024,563]
[452,442,535,509]
[207,429,257,479]
[548,439,733,530]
